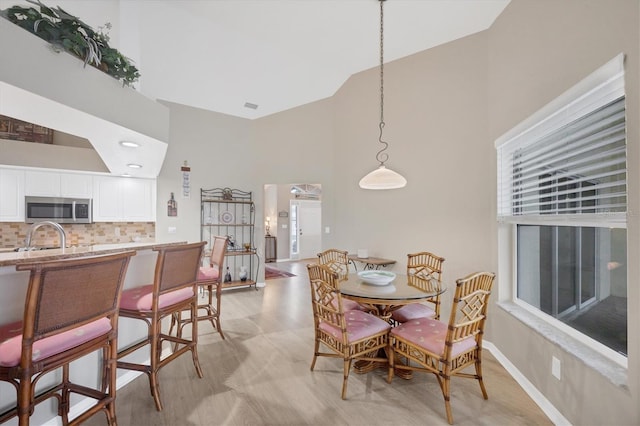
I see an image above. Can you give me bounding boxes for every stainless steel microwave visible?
[25,196,92,224]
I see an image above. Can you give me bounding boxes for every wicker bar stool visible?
[171,236,228,340]
[116,241,206,411]
[0,251,135,426]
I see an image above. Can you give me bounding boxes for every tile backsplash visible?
[0,222,155,248]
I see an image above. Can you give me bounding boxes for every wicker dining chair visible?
[388,271,495,424]
[0,251,135,426]
[117,241,206,411]
[317,248,366,312]
[171,236,229,340]
[390,251,445,324]
[307,263,391,399]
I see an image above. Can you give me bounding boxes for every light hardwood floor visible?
[86,259,552,426]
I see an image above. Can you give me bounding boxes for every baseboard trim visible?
[484,341,570,426]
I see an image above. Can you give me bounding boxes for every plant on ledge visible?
[0,0,140,87]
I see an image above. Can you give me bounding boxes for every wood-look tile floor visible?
[86,259,552,426]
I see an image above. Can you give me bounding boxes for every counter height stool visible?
[171,236,228,340]
[0,251,135,426]
[116,241,206,411]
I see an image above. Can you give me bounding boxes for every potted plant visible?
[0,0,140,87]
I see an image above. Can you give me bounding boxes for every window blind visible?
[497,54,626,224]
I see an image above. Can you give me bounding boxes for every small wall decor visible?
[181,161,191,198]
[167,192,177,217]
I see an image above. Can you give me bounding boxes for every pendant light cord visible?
[376,0,389,166]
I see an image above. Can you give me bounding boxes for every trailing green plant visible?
[0,0,140,87]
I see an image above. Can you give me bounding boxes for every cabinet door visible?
[92,176,122,221]
[93,176,156,222]
[121,178,155,221]
[0,168,25,221]
[60,173,92,198]
[25,170,60,196]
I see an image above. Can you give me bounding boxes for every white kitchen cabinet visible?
[25,171,92,198]
[0,168,25,221]
[93,176,156,222]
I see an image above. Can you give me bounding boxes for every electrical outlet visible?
[168,227,177,234]
[551,356,561,380]
[325,226,331,234]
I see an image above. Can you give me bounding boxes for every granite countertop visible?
[0,241,187,267]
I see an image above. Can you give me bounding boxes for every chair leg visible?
[386,346,394,384]
[440,366,454,425]
[214,283,225,340]
[17,377,32,426]
[476,358,488,399]
[105,340,118,426]
[190,302,204,378]
[310,338,319,370]
[60,363,70,424]
[341,358,352,400]
[148,316,163,411]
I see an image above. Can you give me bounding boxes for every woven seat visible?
[171,236,228,340]
[388,271,495,424]
[117,241,206,411]
[391,251,445,324]
[317,248,366,312]
[0,251,134,426]
[307,264,390,399]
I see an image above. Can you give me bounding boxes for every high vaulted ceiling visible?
[3,0,510,119]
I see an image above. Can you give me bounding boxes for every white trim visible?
[495,53,625,149]
[484,341,571,426]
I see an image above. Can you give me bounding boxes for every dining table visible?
[340,272,444,321]
[340,272,445,378]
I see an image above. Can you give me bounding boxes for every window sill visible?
[497,301,628,389]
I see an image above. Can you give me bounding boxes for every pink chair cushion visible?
[391,303,436,323]
[0,318,111,367]
[391,318,477,358]
[119,285,194,311]
[336,298,367,312]
[197,266,220,282]
[319,310,390,343]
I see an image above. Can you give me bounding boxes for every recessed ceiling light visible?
[121,173,132,177]
[127,163,142,169]
[120,141,140,148]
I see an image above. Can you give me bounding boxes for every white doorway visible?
[263,183,322,261]
[290,199,321,260]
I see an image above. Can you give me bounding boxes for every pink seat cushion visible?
[391,303,436,323]
[319,310,390,343]
[197,266,220,282]
[0,318,111,367]
[337,298,367,312]
[391,318,477,358]
[119,285,194,311]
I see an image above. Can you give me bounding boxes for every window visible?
[496,54,627,357]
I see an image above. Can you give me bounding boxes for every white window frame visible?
[495,54,628,368]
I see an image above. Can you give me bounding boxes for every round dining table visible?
[340,272,445,322]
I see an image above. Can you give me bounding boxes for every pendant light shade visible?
[359,165,407,189]
[359,0,406,190]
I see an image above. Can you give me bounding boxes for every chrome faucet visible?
[25,221,67,249]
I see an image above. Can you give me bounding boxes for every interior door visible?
[290,199,321,260]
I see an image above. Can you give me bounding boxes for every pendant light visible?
[359,0,407,190]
